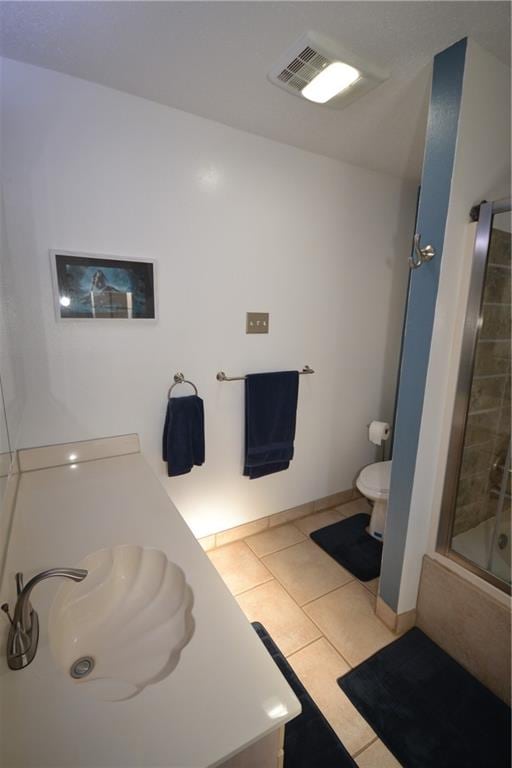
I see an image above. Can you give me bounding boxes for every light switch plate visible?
[246,312,269,334]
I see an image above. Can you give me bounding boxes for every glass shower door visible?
[439,200,511,592]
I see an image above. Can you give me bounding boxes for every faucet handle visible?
[1,603,13,626]
[2,572,26,627]
[15,572,35,626]
[15,572,24,596]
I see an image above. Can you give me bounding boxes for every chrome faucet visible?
[2,568,88,670]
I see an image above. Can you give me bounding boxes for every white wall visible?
[0,56,27,452]
[0,59,415,538]
[0,55,27,528]
[395,40,511,612]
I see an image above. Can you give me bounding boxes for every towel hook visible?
[168,372,198,398]
[409,233,435,269]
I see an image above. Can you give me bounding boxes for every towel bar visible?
[216,365,314,382]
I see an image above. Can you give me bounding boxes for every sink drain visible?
[70,656,95,679]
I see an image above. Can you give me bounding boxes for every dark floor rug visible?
[338,627,511,768]
[310,513,382,581]
[253,622,356,768]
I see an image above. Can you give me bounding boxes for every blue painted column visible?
[380,39,467,610]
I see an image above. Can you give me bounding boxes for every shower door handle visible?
[490,448,509,492]
[409,233,436,269]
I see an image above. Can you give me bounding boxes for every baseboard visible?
[198,487,361,551]
[376,595,416,635]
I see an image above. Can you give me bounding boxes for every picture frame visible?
[50,250,157,321]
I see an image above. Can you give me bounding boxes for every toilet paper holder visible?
[368,420,391,446]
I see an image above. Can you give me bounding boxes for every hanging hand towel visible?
[162,395,205,477]
[244,371,299,479]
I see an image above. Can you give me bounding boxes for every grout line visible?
[358,578,380,597]
[300,579,356,609]
[468,406,502,416]
[284,634,324,660]
[299,580,388,666]
[263,573,322,623]
[464,438,499,450]
[234,551,329,643]
[241,571,324,654]
[473,372,510,380]
[321,634,354,671]
[231,575,274,599]
[352,736,379,759]
[245,535,308,558]
[254,534,359,608]
[476,338,511,345]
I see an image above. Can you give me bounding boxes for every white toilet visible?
[356,460,392,541]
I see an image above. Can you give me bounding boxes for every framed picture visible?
[51,251,156,320]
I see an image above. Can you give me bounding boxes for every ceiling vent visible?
[268,32,388,109]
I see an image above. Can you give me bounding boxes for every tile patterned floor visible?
[208,498,403,766]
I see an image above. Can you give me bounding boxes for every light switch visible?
[246,312,269,334]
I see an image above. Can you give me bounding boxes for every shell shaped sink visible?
[48,545,194,701]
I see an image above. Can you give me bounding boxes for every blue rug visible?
[339,627,511,768]
[310,512,382,581]
[253,622,356,767]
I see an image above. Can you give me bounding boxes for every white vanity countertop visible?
[0,453,300,768]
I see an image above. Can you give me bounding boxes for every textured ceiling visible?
[0,2,510,180]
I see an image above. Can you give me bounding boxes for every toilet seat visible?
[357,460,392,500]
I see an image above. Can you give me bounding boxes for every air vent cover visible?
[268,32,387,109]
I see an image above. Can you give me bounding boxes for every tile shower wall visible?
[0,59,416,538]
[455,228,511,535]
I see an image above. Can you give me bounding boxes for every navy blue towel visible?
[244,371,299,479]
[162,395,205,477]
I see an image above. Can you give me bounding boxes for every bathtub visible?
[452,515,511,584]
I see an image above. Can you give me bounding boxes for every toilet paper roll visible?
[369,420,390,446]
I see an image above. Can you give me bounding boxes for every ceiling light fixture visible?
[268,31,387,109]
[302,62,360,104]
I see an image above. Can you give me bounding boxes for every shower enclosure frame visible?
[437,197,511,594]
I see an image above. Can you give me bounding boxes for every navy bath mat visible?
[338,627,511,768]
[253,622,356,768]
[310,513,382,581]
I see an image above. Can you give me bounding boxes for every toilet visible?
[356,460,392,541]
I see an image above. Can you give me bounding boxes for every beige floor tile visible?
[360,577,379,596]
[245,523,306,557]
[304,581,396,666]
[287,638,376,756]
[294,508,345,536]
[208,541,272,596]
[356,738,403,767]
[262,540,353,605]
[336,498,372,518]
[236,580,321,656]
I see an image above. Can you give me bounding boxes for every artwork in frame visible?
[51,251,156,320]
